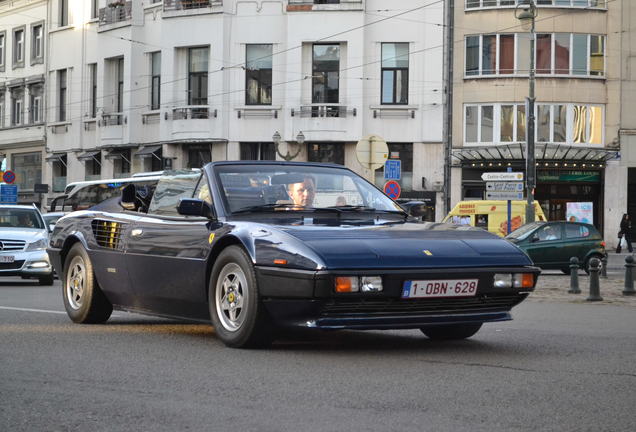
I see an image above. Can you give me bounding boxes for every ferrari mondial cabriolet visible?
[48,162,539,348]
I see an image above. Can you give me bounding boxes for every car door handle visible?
[131,228,143,237]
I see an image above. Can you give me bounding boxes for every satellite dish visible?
[356,135,389,170]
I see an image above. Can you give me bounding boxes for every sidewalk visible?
[605,251,635,271]
[528,273,636,307]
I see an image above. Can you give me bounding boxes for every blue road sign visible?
[0,184,18,204]
[384,159,401,180]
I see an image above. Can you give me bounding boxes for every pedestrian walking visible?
[616,213,634,253]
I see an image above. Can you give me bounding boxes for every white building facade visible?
[0,0,47,204]
[45,0,445,218]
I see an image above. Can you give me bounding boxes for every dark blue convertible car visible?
[48,162,539,348]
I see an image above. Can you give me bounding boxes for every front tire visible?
[209,246,273,348]
[420,323,482,341]
[62,243,112,324]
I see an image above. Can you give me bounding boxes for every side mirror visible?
[531,234,540,243]
[120,184,137,210]
[177,198,214,219]
[48,224,55,233]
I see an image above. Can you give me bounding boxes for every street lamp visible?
[273,130,303,161]
[516,0,538,224]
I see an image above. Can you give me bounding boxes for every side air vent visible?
[91,220,125,250]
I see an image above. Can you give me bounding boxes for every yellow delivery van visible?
[443,200,546,237]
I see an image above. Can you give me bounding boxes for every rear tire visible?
[420,323,482,341]
[209,246,273,348]
[38,274,54,286]
[62,243,112,324]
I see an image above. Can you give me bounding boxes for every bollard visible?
[568,257,581,294]
[586,257,603,301]
[600,255,608,279]
[623,255,635,296]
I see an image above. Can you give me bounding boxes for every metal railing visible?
[289,0,341,4]
[99,2,133,25]
[163,0,221,11]
[291,104,355,118]
[172,106,215,120]
[101,113,125,126]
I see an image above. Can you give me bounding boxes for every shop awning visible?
[452,143,619,165]
[105,149,132,163]
[45,154,67,166]
[77,151,101,164]
[135,145,162,160]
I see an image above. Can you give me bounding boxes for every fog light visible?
[335,276,359,293]
[493,274,513,288]
[513,273,534,288]
[28,261,49,269]
[360,276,383,293]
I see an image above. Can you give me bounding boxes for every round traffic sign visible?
[384,180,401,200]
[356,135,388,170]
[3,170,16,184]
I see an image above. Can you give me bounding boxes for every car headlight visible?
[25,238,49,251]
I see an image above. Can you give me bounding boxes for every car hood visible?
[0,228,47,243]
[275,222,532,269]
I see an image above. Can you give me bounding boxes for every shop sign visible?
[537,171,600,182]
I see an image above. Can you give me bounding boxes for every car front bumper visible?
[0,250,53,277]
[256,265,539,330]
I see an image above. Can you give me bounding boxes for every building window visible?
[30,85,43,124]
[188,47,208,106]
[117,57,124,112]
[240,142,276,160]
[91,0,99,19]
[465,0,606,9]
[381,43,409,104]
[465,33,605,77]
[0,32,5,70]
[89,63,97,118]
[59,0,69,27]
[464,103,603,146]
[151,52,161,110]
[58,69,67,121]
[11,89,24,126]
[31,24,43,63]
[187,145,212,169]
[312,44,339,104]
[113,149,131,177]
[13,28,24,67]
[12,152,42,191]
[85,154,101,180]
[0,95,4,128]
[308,143,344,165]
[52,155,67,193]
[245,44,272,105]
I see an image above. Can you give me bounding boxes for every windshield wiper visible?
[232,203,302,214]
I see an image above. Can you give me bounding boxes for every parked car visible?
[0,205,54,285]
[42,212,65,232]
[48,162,540,348]
[505,221,606,274]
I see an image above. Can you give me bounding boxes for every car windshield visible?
[505,222,543,240]
[215,164,404,215]
[0,208,44,229]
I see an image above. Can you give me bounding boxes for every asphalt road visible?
[1,278,635,432]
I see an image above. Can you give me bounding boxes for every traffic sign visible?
[485,191,524,200]
[356,135,388,170]
[2,170,16,184]
[384,180,401,200]
[384,159,401,180]
[0,184,18,204]
[481,172,524,181]
[486,182,524,192]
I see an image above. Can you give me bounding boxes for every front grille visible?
[320,294,526,317]
[0,260,25,270]
[91,220,125,250]
[0,239,26,252]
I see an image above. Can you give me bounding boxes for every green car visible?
[505,221,606,274]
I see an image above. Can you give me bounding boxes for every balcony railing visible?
[163,0,221,11]
[291,104,356,118]
[172,106,216,120]
[289,0,341,4]
[99,2,133,26]
[101,113,125,126]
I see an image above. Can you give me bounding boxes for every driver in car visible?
[287,176,316,207]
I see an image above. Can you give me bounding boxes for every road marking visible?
[0,306,67,315]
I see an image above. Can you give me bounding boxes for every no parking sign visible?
[384,180,401,200]
[2,170,16,184]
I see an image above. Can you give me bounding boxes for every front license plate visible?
[0,255,15,263]
[402,279,478,299]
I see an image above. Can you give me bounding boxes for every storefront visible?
[453,143,618,232]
